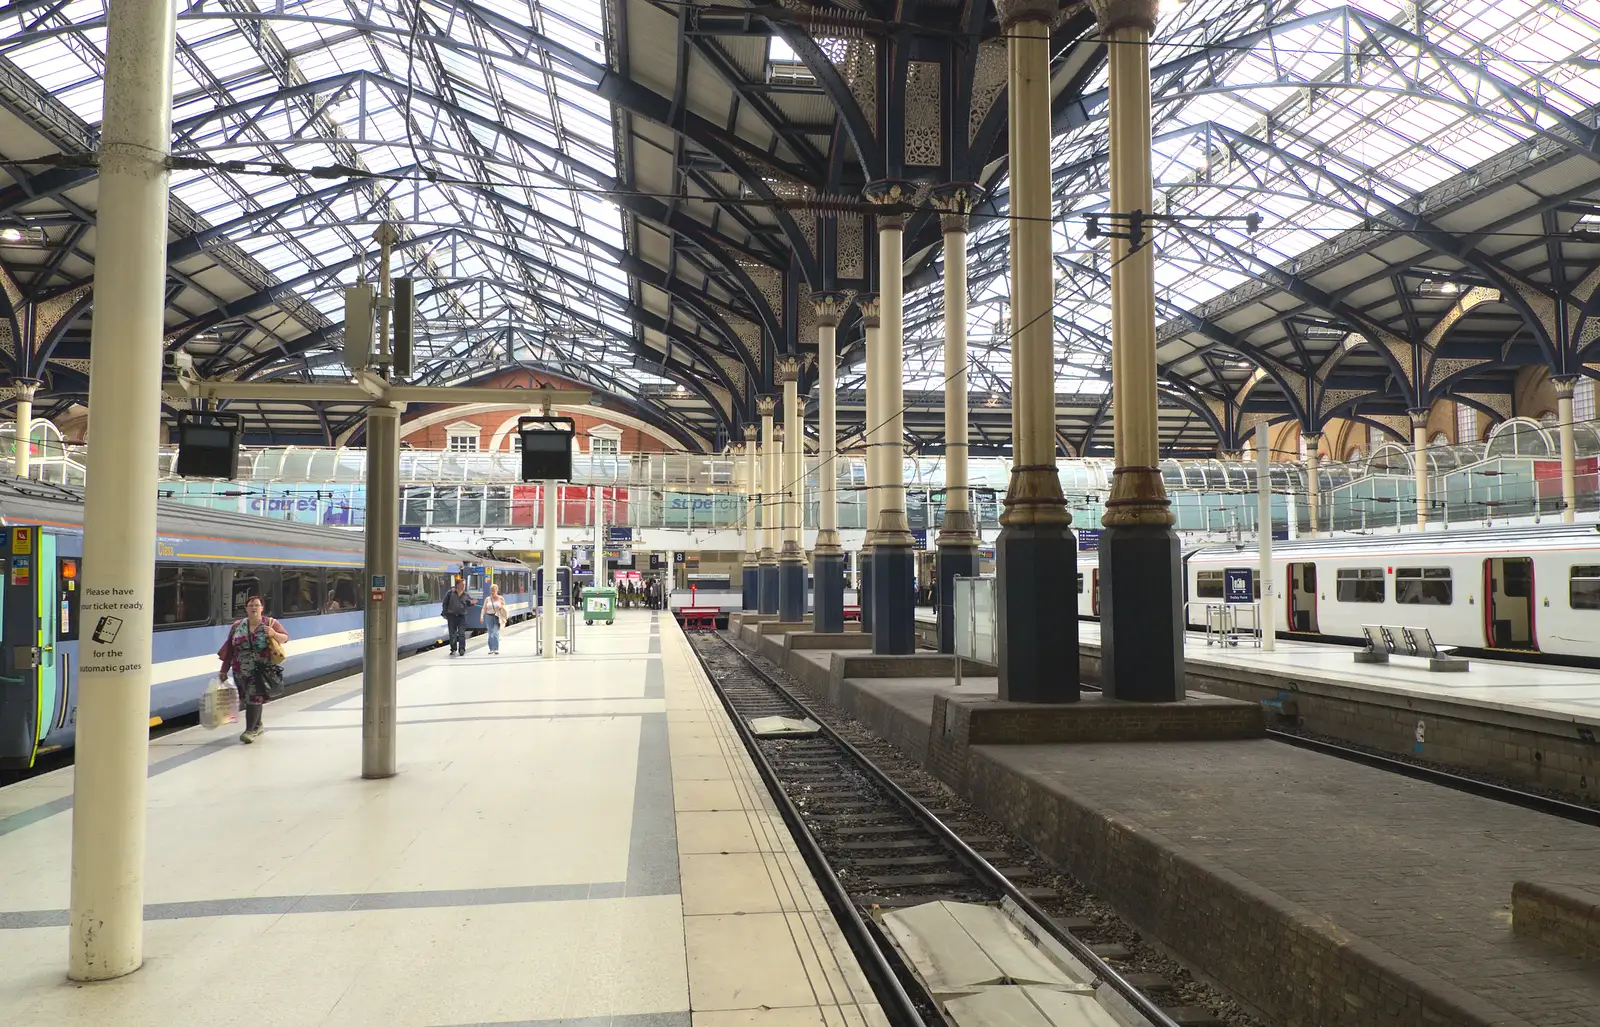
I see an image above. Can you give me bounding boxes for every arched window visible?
[1539,411,1559,428]
[1429,432,1449,447]
[1456,402,1479,444]
[1576,378,1597,429]
[1346,446,1366,462]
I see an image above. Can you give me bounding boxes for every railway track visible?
[690,630,1261,1027]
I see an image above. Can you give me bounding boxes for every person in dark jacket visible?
[441,577,475,655]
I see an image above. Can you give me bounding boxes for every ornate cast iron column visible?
[813,292,850,632]
[742,428,759,609]
[1410,408,1431,528]
[1301,432,1322,537]
[996,0,1078,700]
[857,293,881,633]
[778,358,807,621]
[758,395,780,614]
[1094,0,1183,702]
[931,184,982,654]
[865,181,916,655]
[1554,377,1577,523]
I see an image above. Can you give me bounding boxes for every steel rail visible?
[705,632,1184,1027]
[684,635,933,1027]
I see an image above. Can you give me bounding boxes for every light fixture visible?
[0,229,19,242]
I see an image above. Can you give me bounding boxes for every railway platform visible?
[754,623,1600,1027]
[0,611,884,1027]
[911,611,1600,803]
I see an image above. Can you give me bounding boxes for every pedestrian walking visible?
[483,582,509,653]
[441,577,475,655]
[215,595,290,744]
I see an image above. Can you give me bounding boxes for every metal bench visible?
[1356,623,1468,672]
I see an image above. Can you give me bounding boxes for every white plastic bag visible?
[201,676,239,730]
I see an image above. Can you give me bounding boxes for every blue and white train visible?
[0,480,534,768]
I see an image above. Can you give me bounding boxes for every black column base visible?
[758,563,779,615]
[813,552,845,633]
[871,542,915,655]
[778,560,806,622]
[935,543,980,654]
[742,565,759,611]
[1099,523,1184,702]
[859,551,874,632]
[996,523,1079,703]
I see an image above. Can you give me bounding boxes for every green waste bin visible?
[584,587,617,626]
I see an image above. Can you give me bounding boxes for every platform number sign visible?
[1224,568,1254,604]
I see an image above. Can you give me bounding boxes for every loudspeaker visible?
[175,411,242,479]
[518,416,575,482]
[342,284,374,370]
[392,277,413,378]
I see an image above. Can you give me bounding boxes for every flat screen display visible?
[519,429,573,481]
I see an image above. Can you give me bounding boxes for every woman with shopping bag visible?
[216,595,290,743]
[482,582,510,653]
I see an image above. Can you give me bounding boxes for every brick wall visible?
[403,409,668,453]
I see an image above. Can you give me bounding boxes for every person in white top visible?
[482,582,510,653]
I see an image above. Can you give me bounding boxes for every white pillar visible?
[1303,433,1322,538]
[361,404,402,778]
[542,479,558,655]
[1411,409,1430,529]
[1556,378,1577,524]
[939,202,972,532]
[69,0,175,980]
[871,205,909,538]
[13,380,37,479]
[760,398,777,561]
[815,299,843,547]
[779,358,802,558]
[858,297,881,546]
[593,484,604,584]
[1256,421,1275,653]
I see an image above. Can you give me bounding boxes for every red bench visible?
[678,607,721,631]
[843,605,861,622]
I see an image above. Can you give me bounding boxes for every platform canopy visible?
[0,0,1596,453]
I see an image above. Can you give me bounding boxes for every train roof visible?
[0,478,519,567]
[1189,521,1600,560]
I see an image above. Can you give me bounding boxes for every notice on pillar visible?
[78,586,147,675]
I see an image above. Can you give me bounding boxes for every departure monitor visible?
[517,416,576,482]
[175,411,243,479]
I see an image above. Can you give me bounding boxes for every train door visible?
[1484,557,1536,650]
[1288,562,1319,633]
[1090,568,1101,616]
[0,526,58,768]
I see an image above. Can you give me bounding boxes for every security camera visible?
[165,350,195,375]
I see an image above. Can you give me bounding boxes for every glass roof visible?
[1,0,670,392]
[897,0,1600,396]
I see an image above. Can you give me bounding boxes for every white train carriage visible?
[1075,524,1600,660]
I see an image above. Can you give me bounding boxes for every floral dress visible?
[220,618,278,704]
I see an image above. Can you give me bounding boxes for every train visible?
[1073,523,1600,659]
[0,479,534,769]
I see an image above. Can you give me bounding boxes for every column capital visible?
[757,395,777,417]
[864,179,915,230]
[930,182,982,234]
[1408,408,1432,429]
[856,292,881,328]
[1087,0,1158,33]
[1552,375,1580,398]
[995,0,1061,28]
[10,378,40,395]
[810,291,851,328]
[742,423,759,443]
[775,356,800,384]
[1300,429,1323,443]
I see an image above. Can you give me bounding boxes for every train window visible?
[1076,573,1084,594]
[1195,571,1224,598]
[1395,568,1452,606]
[153,563,212,628]
[325,570,365,612]
[279,566,322,617]
[1335,568,1385,603]
[1503,559,1533,598]
[225,567,276,619]
[397,568,425,606]
[1570,566,1600,610]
